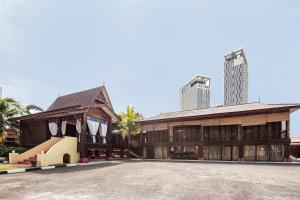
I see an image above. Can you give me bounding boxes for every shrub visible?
[0,145,27,158]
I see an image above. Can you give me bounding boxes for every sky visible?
[0,0,300,135]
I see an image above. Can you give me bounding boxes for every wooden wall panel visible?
[154,123,168,131]
[266,112,289,123]
[202,119,220,126]
[241,114,267,126]
[219,117,241,125]
[183,120,203,126]
[141,124,154,132]
[169,121,184,127]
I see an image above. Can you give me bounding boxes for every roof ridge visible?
[157,102,264,115]
[56,85,104,99]
[47,85,106,111]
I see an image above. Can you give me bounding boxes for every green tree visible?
[0,98,23,142]
[117,105,143,157]
[25,104,43,115]
[117,105,143,137]
[0,97,43,143]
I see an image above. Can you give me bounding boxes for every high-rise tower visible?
[224,48,248,106]
[180,75,210,111]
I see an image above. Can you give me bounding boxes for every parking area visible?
[0,161,299,200]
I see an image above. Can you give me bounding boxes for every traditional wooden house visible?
[139,103,300,162]
[9,86,120,166]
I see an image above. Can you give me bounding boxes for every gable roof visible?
[48,86,113,111]
[140,102,300,123]
[11,86,120,122]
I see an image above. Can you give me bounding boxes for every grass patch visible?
[0,163,24,172]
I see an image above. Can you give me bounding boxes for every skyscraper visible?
[180,75,210,111]
[224,48,248,106]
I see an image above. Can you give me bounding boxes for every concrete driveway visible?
[0,161,299,200]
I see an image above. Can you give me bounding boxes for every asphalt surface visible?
[0,161,299,200]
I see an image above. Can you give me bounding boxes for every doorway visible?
[63,154,71,163]
[65,122,77,137]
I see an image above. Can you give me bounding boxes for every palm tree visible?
[25,104,43,115]
[0,98,24,141]
[117,105,143,157]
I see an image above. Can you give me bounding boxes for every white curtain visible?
[61,121,67,136]
[76,119,81,142]
[48,122,58,136]
[87,119,100,143]
[281,121,287,131]
[100,123,108,144]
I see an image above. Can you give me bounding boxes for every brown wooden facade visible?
[13,86,121,160]
[139,103,300,162]
[19,108,113,158]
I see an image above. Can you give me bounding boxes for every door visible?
[146,147,155,159]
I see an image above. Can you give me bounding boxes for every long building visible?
[180,75,210,111]
[139,102,300,161]
[224,48,248,106]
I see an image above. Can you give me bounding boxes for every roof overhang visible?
[10,105,87,121]
[139,104,300,124]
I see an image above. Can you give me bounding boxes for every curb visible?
[0,161,119,176]
[0,163,79,175]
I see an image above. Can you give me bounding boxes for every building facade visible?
[290,137,300,158]
[180,75,210,111]
[224,48,248,106]
[10,86,121,166]
[139,103,300,162]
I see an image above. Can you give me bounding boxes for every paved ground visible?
[0,161,300,200]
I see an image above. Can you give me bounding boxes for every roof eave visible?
[10,106,86,121]
[139,105,299,124]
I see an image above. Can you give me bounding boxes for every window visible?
[209,126,220,142]
[173,126,202,143]
[243,125,260,140]
[269,122,281,139]
[145,130,169,143]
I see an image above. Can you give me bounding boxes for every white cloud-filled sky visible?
[1,0,300,135]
